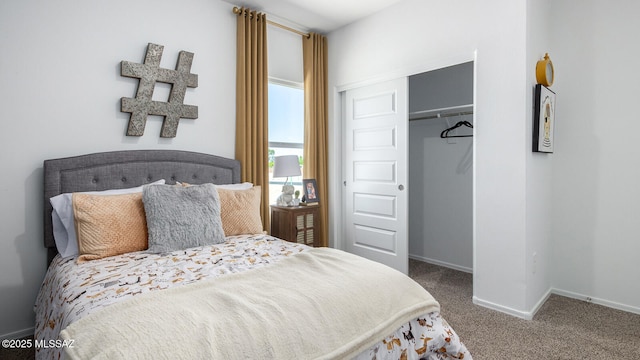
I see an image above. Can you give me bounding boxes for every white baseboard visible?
[1,327,34,340]
[551,288,640,315]
[472,296,535,320]
[409,254,473,274]
[473,286,640,321]
[530,288,553,318]
[410,254,640,319]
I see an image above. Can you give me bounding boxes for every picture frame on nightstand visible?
[302,179,318,203]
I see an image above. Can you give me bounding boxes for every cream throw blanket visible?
[60,247,440,359]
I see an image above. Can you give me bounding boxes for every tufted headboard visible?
[43,150,241,264]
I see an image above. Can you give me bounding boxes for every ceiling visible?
[221,0,404,34]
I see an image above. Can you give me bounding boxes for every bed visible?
[35,149,472,360]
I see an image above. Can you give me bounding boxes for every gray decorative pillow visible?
[143,183,225,253]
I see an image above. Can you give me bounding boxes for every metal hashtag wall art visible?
[121,43,198,138]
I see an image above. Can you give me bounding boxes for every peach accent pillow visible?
[217,186,264,236]
[72,192,148,263]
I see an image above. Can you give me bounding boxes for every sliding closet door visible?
[344,77,408,274]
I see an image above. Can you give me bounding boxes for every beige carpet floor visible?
[409,259,640,359]
[3,259,638,360]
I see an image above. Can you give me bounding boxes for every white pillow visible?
[214,182,253,190]
[50,179,165,258]
[176,182,253,190]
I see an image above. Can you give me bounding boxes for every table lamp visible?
[273,155,301,206]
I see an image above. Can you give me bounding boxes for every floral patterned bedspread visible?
[34,234,471,359]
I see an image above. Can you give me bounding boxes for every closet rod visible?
[232,6,310,38]
[409,110,474,121]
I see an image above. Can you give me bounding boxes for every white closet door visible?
[344,77,408,274]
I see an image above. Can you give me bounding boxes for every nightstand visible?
[270,205,319,247]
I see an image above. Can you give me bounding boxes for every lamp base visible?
[276,184,295,206]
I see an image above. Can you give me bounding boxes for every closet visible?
[408,62,474,273]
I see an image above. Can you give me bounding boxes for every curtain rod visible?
[233,6,310,38]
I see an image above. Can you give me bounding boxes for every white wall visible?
[549,0,640,313]
[472,0,530,316]
[0,0,238,338]
[525,0,554,313]
[329,0,533,317]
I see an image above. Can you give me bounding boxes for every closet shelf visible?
[409,104,473,121]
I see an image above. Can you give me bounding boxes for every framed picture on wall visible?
[533,84,556,153]
[302,179,319,203]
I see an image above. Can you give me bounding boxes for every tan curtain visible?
[303,33,329,247]
[235,7,270,232]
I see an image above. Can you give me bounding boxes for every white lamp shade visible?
[273,155,301,178]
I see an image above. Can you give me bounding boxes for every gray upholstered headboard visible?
[43,150,241,264]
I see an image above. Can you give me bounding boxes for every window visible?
[268,79,304,205]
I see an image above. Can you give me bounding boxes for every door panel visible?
[344,77,408,274]
[353,193,396,218]
[353,126,396,150]
[354,225,397,253]
[353,161,396,183]
[353,92,397,118]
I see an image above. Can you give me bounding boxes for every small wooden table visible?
[270,205,319,247]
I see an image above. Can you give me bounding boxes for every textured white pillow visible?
[50,179,165,258]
